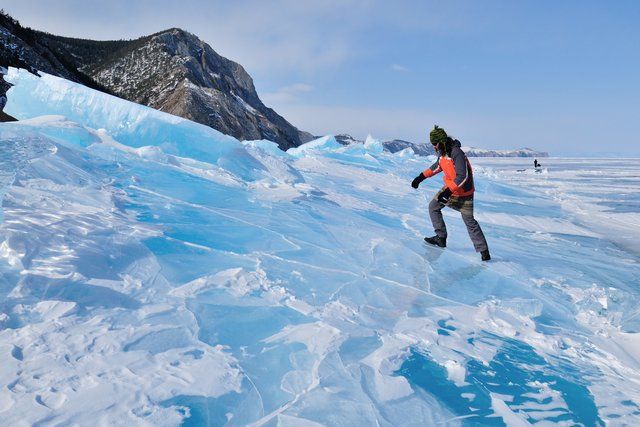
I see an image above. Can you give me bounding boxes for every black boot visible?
[424,235,446,248]
[481,249,491,261]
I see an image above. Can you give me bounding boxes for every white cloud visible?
[3,0,473,76]
[262,83,314,104]
[3,0,367,73]
[391,64,409,72]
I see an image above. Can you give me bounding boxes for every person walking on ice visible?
[411,125,491,261]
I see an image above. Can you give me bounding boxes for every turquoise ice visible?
[0,68,639,425]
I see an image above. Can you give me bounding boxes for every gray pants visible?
[428,189,489,252]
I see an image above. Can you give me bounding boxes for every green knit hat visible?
[430,125,448,145]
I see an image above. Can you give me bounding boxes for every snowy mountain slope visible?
[1,68,640,425]
[0,12,311,149]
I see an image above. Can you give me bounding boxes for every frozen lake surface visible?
[473,157,640,255]
[1,68,639,425]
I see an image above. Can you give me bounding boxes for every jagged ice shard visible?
[1,67,640,425]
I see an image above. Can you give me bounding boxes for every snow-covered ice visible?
[1,67,640,425]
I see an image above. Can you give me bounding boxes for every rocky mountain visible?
[0,12,109,122]
[0,11,312,148]
[0,12,110,101]
[382,139,434,156]
[334,134,361,145]
[335,134,548,157]
[462,147,549,158]
[335,134,434,156]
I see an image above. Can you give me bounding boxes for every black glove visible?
[437,187,453,204]
[411,173,426,189]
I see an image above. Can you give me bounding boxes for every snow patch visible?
[170,267,271,298]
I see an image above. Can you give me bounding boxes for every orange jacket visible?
[422,139,474,197]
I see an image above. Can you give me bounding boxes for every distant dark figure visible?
[534,159,540,168]
[411,125,491,261]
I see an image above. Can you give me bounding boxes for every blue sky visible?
[4,0,640,155]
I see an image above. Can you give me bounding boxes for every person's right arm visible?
[422,157,442,178]
[412,158,441,188]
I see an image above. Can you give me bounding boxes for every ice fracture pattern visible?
[0,68,639,425]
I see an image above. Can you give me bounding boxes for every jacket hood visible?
[444,137,461,156]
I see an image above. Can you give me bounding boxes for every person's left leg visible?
[461,213,489,253]
[448,195,489,254]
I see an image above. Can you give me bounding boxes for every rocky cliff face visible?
[0,12,311,148]
[64,29,312,149]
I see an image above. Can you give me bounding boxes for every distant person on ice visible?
[534,159,540,168]
[411,125,491,261]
